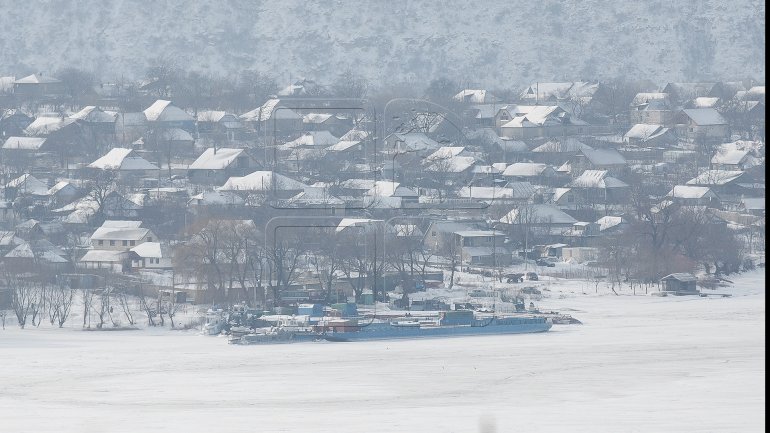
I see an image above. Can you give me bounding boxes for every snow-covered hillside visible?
[1,0,765,86]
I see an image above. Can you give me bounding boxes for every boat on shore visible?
[317,311,552,342]
[230,310,552,344]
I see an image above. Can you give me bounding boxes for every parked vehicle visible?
[536,258,555,267]
[525,272,538,281]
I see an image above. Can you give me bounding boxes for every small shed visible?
[660,273,699,295]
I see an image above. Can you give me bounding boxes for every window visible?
[130,240,135,246]
[122,240,128,246]
[147,237,153,242]
[98,240,104,246]
[110,240,115,246]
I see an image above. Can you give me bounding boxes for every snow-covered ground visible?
[0,269,764,433]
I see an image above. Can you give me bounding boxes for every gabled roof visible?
[680,108,727,126]
[219,171,306,192]
[91,225,151,241]
[686,170,745,186]
[88,148,159,170]
[623,124,671,141]
[130,242,167,258]
[667,185,718,200]
[188,190,245,206]
[339,129,369,141]
[502,162,553,177]
[388,132,440,152]
[283,131,339,148]
[500,204,578,225]
[14,74,60,84]
[48,181,77,195]
[160,127,194,141]
[70,106,116,123]
[24,116,76,136]
[366,181,418,198]
[596,216,624,231]
[453,89,500,104]
[580,147,626,166]
[286,187,344,206]
[533,138,590,153]
[569,170,629,189]
[240,99,301,121]
[143,100,194,122]
[502,105,565,128]
[2,136,47,150]
[5,174,49,195]
[188,148,245,170]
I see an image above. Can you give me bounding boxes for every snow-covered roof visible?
[711,149,753,166]
[686,170,745,186]
[339,129,369,141]
[366,181,418,198]
[88,148,159,171]
[680,108,727,126]
[502,162,552,177]
[302,113,333,124]
[667,185,717,199]
[691,97,720,108]
[240,99,301,121]
[102,220,142,228]
[79,249,127,263]
[283,131,339,148]
[24,116,75,136]
[14,74,60,84]
[426,146,465,161]
[580,147,626,166]
[389,132,440,152]
[336,218,383,233]
[454,89,494,104]
[130,242,165,258]
[197,110,235,123]
[91,225,151,241]
[48,181,76,195]
[631,92,670,106]
[339,179,376,190]
[143,100,194,122]
[569,170,629,189]
[160,127,194,141]
[532,138,590,153]
[500,204,578,225]
[286,187,344,205]
[661,272,697,282]
[188,190,245,206]
[70,106,116,123]
[424,155,476,173]
[326,140,361,152]
[596,216,623,231]
[2,136,46,150]
[502,105,564,128]
[623,124,671,141]
[5,174,49,195]
[188,148,245,170]
[219,171,306,192]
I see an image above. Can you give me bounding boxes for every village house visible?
[666,185,721,207]
[629,93,677,126]
[239,99,303,139]
[143,100,196,132]
[187,147,259,185]
[196,110,243,141]
[13,74,64,99]
[675,108,729,143]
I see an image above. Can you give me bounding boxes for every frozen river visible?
[0,270,764,433]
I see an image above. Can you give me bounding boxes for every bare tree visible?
[6,274,39,329]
